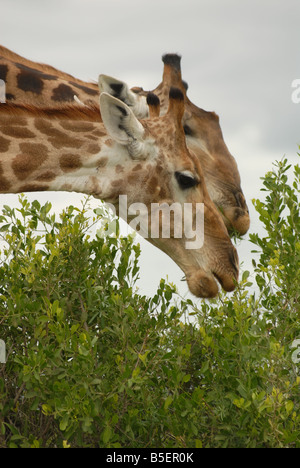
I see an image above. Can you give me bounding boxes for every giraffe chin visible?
[186,269,236,299]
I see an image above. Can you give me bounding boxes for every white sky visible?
[0,0,299,301]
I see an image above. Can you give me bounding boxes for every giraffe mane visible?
[0,102,101,121]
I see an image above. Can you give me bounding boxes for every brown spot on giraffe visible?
[147,175,159,192]
[12,144,48,181]
[158,185,167,198]
[87,143,101,154]
[18,183,49,192]
[60,153,82,173]
[97,157,108,168]
[110,178,123,187]
[0,161,11,191]
[15,62,58,97]
[49,135,84,150]
[52,84,77,102]
[127,174,137,185]
[17,70,44,94]
[36,171,56,182]
[60,183,72,191]
[19,142,49,157]
[115,164,124,174]
[0,115,27,126]
[90,176,102,196]
[104,138,113,147]
[35,117,64,137]
[34,118,85,149]
[92,129,107,138]
[1,126,35,139]
[5,94,16,101]
[0,136,10,153]
[0,64,8,82]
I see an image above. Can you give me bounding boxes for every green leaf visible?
[164,395,173,411]
[59,415,69,432]
[285,401,294,414]
[102,427,112,444]
[182,374,191,383]
[0,224,10,232]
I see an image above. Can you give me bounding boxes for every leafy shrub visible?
[0,156,299,448]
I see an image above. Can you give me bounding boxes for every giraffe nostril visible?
[234,191,244,208]
[234,191,249,215]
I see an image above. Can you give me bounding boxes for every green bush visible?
[0,156,299,448]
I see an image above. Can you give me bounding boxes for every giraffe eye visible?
[175,171,199,190]
[183,124,194,136]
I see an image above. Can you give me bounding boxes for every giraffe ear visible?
[100,92,148,159]
[99,75,148,118]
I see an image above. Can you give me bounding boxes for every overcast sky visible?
[1,0,300,300]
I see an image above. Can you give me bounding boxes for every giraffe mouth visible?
[186,270,237,298]
[212,271,236,293]
[186,271,219,298]
[186,254,238,298]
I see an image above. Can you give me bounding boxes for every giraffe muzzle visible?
[186,246,239,298]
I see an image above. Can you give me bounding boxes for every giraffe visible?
[0,45,249,234]
[0,84,239,298]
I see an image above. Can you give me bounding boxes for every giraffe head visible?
[99,86,239,297]
[155,54,250,236]
[0,84,238,297]
[0,45,240,296]
[99,54,250,236]
[182,100,250,236]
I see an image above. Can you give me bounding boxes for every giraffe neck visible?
[0,45,99,106]
[0,103,142,203]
